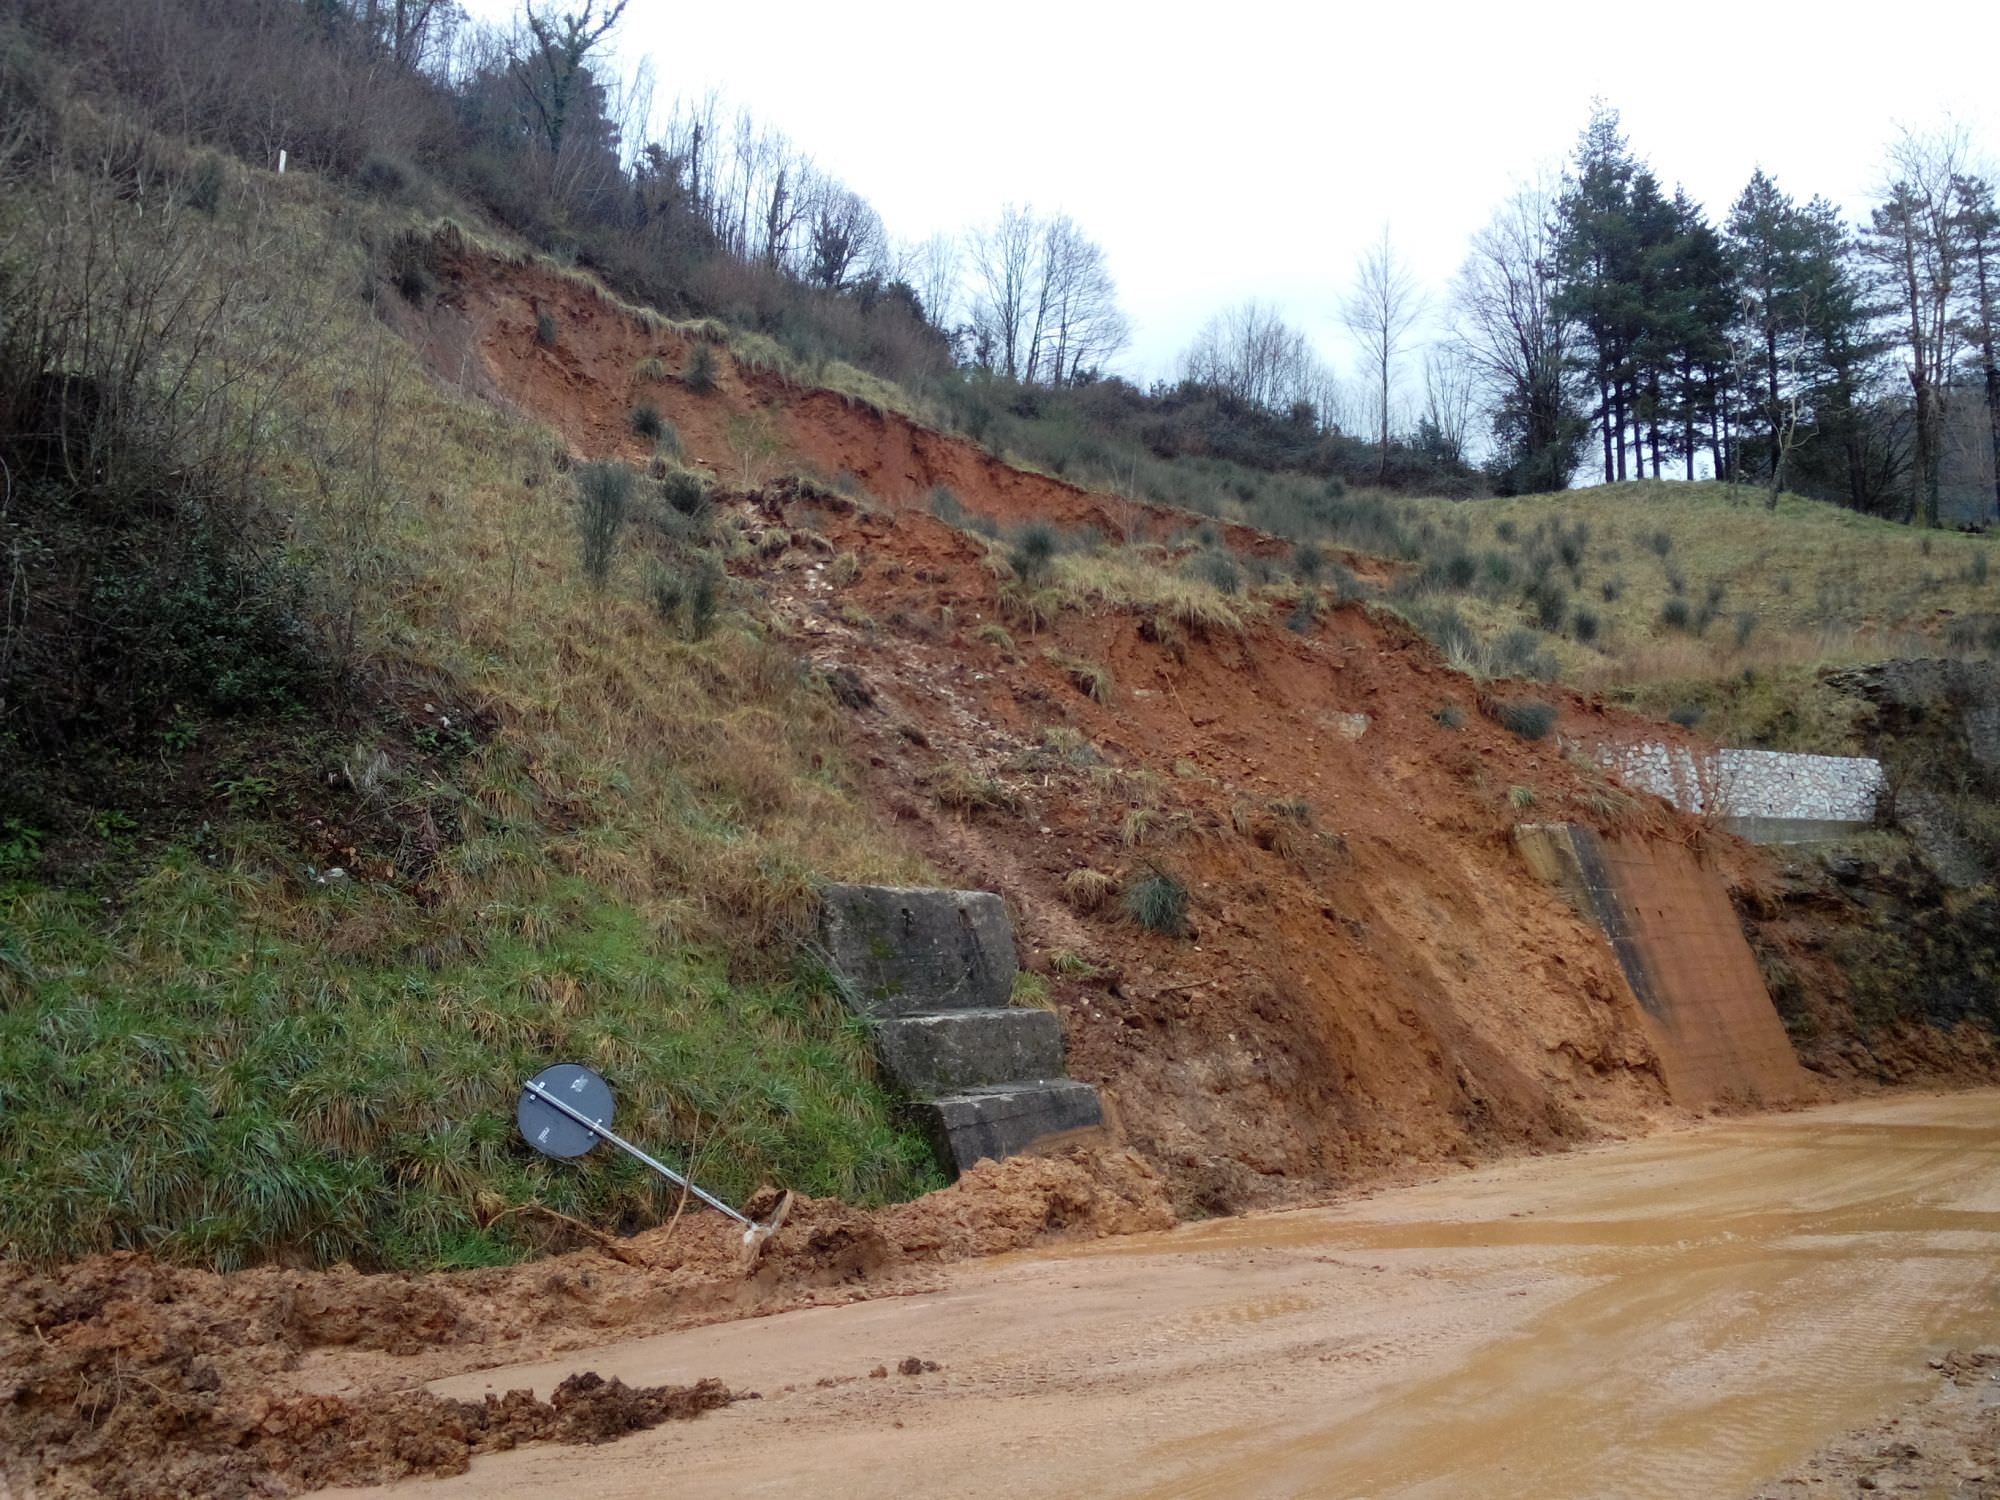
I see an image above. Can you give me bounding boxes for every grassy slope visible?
[0,167,940,1270]
[1380,481,2000,753]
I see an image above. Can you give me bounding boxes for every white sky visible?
[464,0,1999,391]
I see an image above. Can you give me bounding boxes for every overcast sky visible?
[465,0,1998,392]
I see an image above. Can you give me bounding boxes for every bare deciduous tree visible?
[905,232,961,332]
[1449,177,1580,492]
[1864,125,1969,528]
[968,206,1127,384]
[1178,300,1342,425]
[1419,344,1478,465]
[1343,227,1426,479]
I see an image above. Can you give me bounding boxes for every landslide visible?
[0,1149,1171,1498]
[422,246,1793,1213]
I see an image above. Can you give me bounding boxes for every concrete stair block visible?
[915,1080,1105,1174]
[872,1008,1066,1095]
[820,882,1017,1016]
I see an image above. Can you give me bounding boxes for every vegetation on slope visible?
[0,103,938,1269]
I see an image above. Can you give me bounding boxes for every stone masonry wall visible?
[1593,742,1883,830]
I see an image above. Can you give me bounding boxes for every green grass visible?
[1393,480,1996,688]
[0,154,945,1270]
[0,854,939,1270]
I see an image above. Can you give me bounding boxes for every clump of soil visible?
[1754,1349,2000,1498]
[1,1146,1169,1498]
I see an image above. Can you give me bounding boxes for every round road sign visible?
[518,1062,614,1158]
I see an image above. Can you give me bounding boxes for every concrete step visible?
[820,882,1017,1017]
[914,1079,1106,1174]
[873,1008,1066,1095]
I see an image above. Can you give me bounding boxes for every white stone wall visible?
[1593,742,1883,824]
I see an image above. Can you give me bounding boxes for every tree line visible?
[8,1,1995,520]
[1456,104,1998,523]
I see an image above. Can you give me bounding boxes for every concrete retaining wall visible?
[1515,824,1809,1107]
[1593,742,1883,841]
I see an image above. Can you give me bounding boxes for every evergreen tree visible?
[1555,103,1644,484]
[1957,174,2000,523]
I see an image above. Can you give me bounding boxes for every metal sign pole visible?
[522,1078,753,1228]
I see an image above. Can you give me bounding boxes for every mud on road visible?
[332,1091,2000,1500]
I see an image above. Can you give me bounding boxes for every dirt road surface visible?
[330,1091,2000,1500]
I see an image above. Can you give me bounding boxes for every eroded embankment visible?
[0,1151,1170,1497]
[413,247,1846,1213]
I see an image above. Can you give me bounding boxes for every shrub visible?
[1286,592,1319,634]
[928,485,964,524]
[1010,521,1060,585]
[1495,519,1518,544]
[1433,703,1465,729]
[1555,526,1588,570]
[1646,528,1674,558]
[648,556,723,640]
[1659,597,1693,631]
[186,152,225,215]
[686,556,723,640]
[659,467,710,520]
[1570,606,1601,644]
[1187,549,1242,595]
[1479,550,1516,593]
[1668,703,1705,729]
[1495,698,1558,740]
[1293,541,1324,581]
[534,308,558,347]
[1429,547,1478,591]
[636,355,668,382]
[630,401,665,441]
[1601,575,1625,602]
[1523,575,1568,632]
[686,344,718,394]
[357,153,410,199]
[575,460,635,589]
[1733,611,1759,649]
[1124,865,1189,937]
[1492,628,1560,682]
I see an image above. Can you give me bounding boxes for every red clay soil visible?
[428,252,1377,573]
[412,247,2000,1217]
[0,1150,1171,1498]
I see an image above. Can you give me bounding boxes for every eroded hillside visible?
[406,242,1997,1210]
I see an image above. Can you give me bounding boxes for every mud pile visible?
[1,1149,1170,1497]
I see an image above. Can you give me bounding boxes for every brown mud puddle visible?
[335,1092,2000,1500]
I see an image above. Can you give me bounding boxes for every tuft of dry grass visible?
[1047,649,1113,704]
[1060,868,1116,912]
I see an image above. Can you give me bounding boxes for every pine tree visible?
[1555,103,1644,484]
[1957,174,2000,523]
[1660,191,1734,482]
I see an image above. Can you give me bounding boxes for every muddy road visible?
[331,1092,2000,1500]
